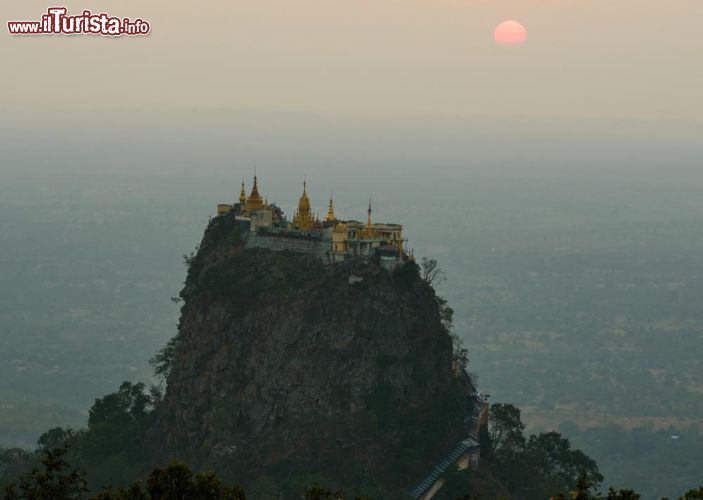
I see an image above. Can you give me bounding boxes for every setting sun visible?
[494,20,527,46]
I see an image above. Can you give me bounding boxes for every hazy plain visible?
[1,113,702,496]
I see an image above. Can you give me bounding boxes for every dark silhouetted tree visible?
[37,427,78,452]
[680,487,703,500]
[605,486,642,500]
[489,403,526,458]
[420,257,445,286]
[3,447,87,500]
[89,382,154,426]
[92,461,246,500]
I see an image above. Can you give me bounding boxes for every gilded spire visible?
[292,180,313,230]
[239,179,247,205]
[324,194,337,222]
[360,199,378,239]
[299,181,311,212]
[246,174,264,212]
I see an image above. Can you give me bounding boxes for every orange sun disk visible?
[494,20,527,46]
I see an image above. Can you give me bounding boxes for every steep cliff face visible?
[153,214,472,495]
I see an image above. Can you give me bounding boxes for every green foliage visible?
[437,295,454,331]
[393,260,420,285]
[246,475,281,499]
[183,251,197,269]
[37,427,78,452]
[680,487,703,500]
[23,381,163,491]
[82,383,159,464]
[546,473,643,500]
[486,403,603,499]
[527,432,603,497]
[2,446,87,500]
[433,465,472,499]
[303,484,371,500]
[88,382,155,427]
[0,448,34,492]
[451,334,469,371]
[605,486,642,500]
[149,335,181,380]
[92,461,246,500]
[489,403,526,462]
[304,484,345,500]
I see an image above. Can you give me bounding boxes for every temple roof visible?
[246,175,265,211]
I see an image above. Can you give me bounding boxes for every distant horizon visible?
[4,0,703,129]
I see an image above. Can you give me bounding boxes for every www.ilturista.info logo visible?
[8,7,150,36]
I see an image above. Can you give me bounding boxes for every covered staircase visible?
[408,392,488,499]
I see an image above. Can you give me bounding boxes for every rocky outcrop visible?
[151,213,472,495]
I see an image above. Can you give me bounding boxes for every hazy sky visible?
[3,0,702,128]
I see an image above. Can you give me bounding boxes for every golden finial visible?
[239,179,247,205]
[324,193,337,222]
